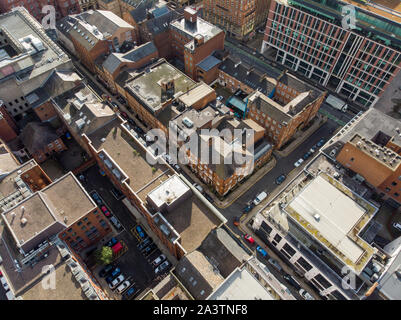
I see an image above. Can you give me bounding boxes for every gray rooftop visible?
[103,42,158,74]
[124,60,196,113]
[0,7,71,85]
[170,14,223,44]
[197,55,221,72]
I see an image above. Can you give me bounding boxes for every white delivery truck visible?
[326,94,348,112]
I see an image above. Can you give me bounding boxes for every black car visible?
[173,164,181,172]
[142,243,157,257]
[275,174,286,185]
[127,118,136,126]
[137,238,151,251]
[242,203,255,214]
[283,274,301,291]
[204,193,214,204]
[99,264,114,278]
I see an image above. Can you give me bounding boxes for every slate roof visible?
[196,55,221,72]
[144,9,182,35]
[20,122,60,154]
[103,41,157,74]
[129,0,158,23]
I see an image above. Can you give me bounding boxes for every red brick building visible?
[0,104,18,143]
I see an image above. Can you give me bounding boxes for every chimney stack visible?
[184,7,198,28]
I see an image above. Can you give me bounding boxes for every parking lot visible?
[79,165,172,299]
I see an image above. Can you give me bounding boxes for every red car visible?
[244,234,255,244]
[120,112,128,119]
[101,205,111,217]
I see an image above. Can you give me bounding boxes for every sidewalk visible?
[275,114,327,158]
[181,157,277,209]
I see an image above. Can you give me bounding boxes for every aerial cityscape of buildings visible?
[0,0,400,304]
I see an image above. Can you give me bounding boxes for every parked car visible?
[0,254,2,265]
[203,193,214,204]
[110,187,124,200]
[109,274,125,289]
[106,237,118,247]
[309,146,317,153]
[120,112,129,119]
[111,102,119,110]
[173,164,181,172]
[256,246,268,258]
[99,264,114,278]
[294,158,304,167]
[142,243,157,256]
[116,280,131,293]
[106,268,121,283]
[101,206,111,217]
[316,138,326,147]
[110,216,122,230]
[268,258,282,272]
[299,289,314,300]
[253,191,268,206]
[152,254,166,267]
[393,222,401,232]
[123,286,137,300]
[302,151,312,160]
[137,238,152,251]
[1,277,10,291]
[216,95,224,101]
[275,174,286,185]
[135,225,146,239]
[233,216,240,227]
[91,192,102,205]
[242,202,255,214]
[283,274,301,290]
[244,234,255,244]
[193,183,204,194]
[155,260,170,274]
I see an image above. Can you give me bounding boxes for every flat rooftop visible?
[323,109,401,159]
[125,60,196,113]
[341,0,401,24]
[163,194,221,252]
[177,83,215,108]
[2,193,58,245]
[20,260,85,300]
[41,173,97,225]
[147,175,190,209]
[207,267,274,300]
[284,173,377,272]
[88,118,174,194]
[170,15,223,43]
[0,8,70,82]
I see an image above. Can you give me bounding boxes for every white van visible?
[253,191,268,206]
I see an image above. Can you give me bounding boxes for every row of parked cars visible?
[90,191,123,231]
[0,270,14,300]
[98,264,137,299]
[294,138,326,167]
[134,225,171,275]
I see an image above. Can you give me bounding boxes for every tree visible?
[95,246,113,266]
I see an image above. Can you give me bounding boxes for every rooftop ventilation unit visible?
[21,217,27,225]
[313,214,320,222]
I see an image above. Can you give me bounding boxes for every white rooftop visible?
[147,175,190,209]
[287,175,366,264]
[207,267,274,300]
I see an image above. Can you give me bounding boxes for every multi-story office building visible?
[252,170,382,300]
[0,7,73,118]
[323,108,401,207]
[202,0,270,40]
[261,0,401,108]
[0,0,81,21]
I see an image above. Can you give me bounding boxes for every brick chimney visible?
[184,7,197,24]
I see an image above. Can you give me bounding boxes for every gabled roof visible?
[103,42,158,74]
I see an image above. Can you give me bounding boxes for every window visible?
[350,157,354,162]
[394,192,399,197]
[283,243,296,257]
[296,257,313,271]
[274,234,282,242]
[392,181,397,186]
